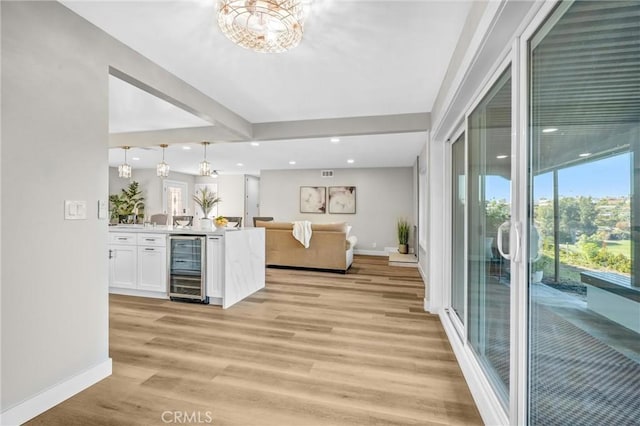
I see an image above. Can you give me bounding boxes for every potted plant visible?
[109,181,145,224]
[397,219,410,254]
[532,255,550,283]
[193,187,221,230]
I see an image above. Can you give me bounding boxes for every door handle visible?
[108,249,113,259]
[497,220,521,262]
[497,221,511,260]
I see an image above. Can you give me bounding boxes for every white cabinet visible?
[136,234,165,247]
[109,232,167,297]
[207,236,223,299]
[109,244,137,289]
[137,246,167,292]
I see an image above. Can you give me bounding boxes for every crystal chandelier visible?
[199,142,213,176]
[157,144,170,177]
[217,0,305,53]
[118,146,132,178]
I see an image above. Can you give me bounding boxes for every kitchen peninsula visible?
[108,225,265,309]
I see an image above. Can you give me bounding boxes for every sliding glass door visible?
[443,2,639,423]
[451,132,466,327]
[528,1,640,424]
[467,66,512,408]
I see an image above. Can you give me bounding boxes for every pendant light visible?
[199,141,213,176]
[118,146,132,178]
[157,144,170,177]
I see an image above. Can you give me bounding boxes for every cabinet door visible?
[137,246,167,293]
[207,237,223,298]
[109,244,137,289]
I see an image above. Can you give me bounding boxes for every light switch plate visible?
[64,200,87,220]
[98,200,108,220]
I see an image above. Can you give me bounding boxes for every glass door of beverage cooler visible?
[168,235,206,301]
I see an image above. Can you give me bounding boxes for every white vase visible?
[532,270,543,283]
[200,218,213,231]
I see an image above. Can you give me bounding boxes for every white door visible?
[109,244,137,289]
[137,246,167,293]
[245,175,260,226]
[162,180,188,223]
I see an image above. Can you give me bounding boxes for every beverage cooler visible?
[168,235,207,303]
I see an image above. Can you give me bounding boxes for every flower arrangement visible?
[193,187,221,218]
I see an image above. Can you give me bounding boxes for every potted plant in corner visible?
[109,181,145,224]
[532,255,549,283]
[193,187,221,231]
[397,219,410,254]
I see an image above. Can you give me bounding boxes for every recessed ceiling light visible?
[182,146,191,150]
[330,137,340,143]
[289,161,296,165]
[236,163,243,166]
[496,154,508,159]
[542,128,559,133]
[347,159,355,164]
[250,142,260,147]
[132,157,140,161]
[579,152,592,157]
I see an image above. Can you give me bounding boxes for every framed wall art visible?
[328,186,356,214]
[300,186,326,213]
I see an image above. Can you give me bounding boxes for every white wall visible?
[196,174,247,221]
[260,168,415,253]
[1,1,110,418]
[1,2,227,422]
[109,167,196,218]
[418,141,430,306]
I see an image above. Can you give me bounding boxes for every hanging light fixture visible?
[118,146,132,178]
[157,144,170,177]
[210,170,219,178]
[217,0,305,53]
[199,141,213,176]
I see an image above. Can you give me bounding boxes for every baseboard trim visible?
[109,287,168,299]
[417,262,431,312]
[353,249,387,256]
[0,358,112,426]
[439,310,508,426]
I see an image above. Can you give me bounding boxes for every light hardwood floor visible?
[29,255,482,425]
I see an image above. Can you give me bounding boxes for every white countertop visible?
[108,224,259,236]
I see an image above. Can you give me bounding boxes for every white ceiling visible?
[109,132,427,176]
[109,75,213,133]
[62,0,472,175]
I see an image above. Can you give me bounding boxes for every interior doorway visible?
[245,175,260,226]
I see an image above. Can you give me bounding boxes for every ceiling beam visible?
[252,113,430,141]
[108,125,244,148]
[106,62,252,141]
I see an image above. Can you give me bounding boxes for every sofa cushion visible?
[256,221,293,230]
[257,221,348,233]
[311,222,347,232]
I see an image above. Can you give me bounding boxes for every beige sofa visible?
[256,221,356,272]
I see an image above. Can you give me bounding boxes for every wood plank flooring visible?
[29,256,482,426]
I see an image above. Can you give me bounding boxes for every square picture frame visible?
[300,186,326,213]
[328,186,356,214]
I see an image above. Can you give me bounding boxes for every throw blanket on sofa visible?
[292,220,313,248]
